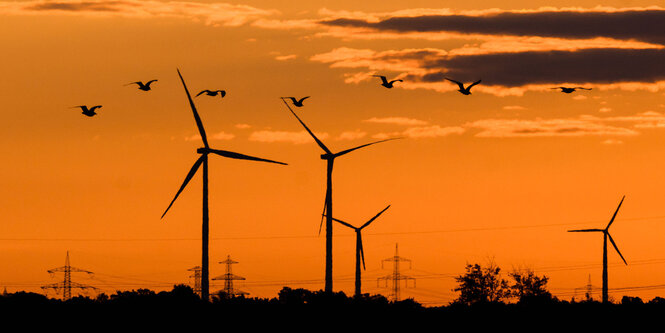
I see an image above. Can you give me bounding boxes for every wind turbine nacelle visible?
[197,148,210,154]
[320,153,334,160]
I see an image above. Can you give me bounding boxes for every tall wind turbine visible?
[281,98,397,293]
[162,69,287,301]
[329,205,390,297]
[568,195,627,303]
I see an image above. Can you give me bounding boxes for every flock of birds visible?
[70,75,592,117]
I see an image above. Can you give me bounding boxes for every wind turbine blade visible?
[281,98,331,154]
[161,155,205,219]
[334,138,400,158]
[207,148,287,165]
[177,68,209,148]
[359,234,366,270]
[327,216,357,230]
[606,195,625,230]
[607,233,628,265]
[360,205,391,229]
[318,197,326,236]
[568,229,604,232]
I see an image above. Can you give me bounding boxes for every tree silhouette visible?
[510,269,553,304]
[453,263,510,305]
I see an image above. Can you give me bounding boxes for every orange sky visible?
[3,0,665,305]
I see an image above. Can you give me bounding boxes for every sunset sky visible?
[4,0,665,305]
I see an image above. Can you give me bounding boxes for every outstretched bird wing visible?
[177,68,210,148]
[196,90,209,97]
[468,80,482,89]
[218,90,226,97]
[90,105,102,112]
[373,75,389,84]
[445,78,465,90]
[298,96,310,104]
[146,79,158,86]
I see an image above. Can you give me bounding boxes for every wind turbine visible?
[162,69,287,301]
[568,195,628,303]
[328,205,390,297]
[281,98,398,293]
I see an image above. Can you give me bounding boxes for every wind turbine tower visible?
[568,196,628,303]
[41,251,95,300]
[378,244,415,302]
[329,205,390,297]
[281,98,397,293]
[162,69,287,301]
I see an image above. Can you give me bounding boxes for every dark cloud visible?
[321,10,665,45]
[407,48,665,86]
[27,1,124,12]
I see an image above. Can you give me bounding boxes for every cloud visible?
[311,46,665,93]
[248,130,329,144]
[372,125,465,139]
[363,117,429,126]
[0,1,278,26]
[502,105,526,110]
[235,123,252,129]
[466,117,640,138]
[336,130,367,141]
[599,107,613,113]
[602,139,624,144]
[275,54,297,61]
[186,131,234,141]
[319,8,665,45]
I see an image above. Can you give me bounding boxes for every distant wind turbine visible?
[568,195,627,303]
[328,205,390,297]
[161,69,287,301]
[281,97,398,293]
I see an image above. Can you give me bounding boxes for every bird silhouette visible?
[373,75,402,89]
[552,87,592,93]
[126,80,158,91]
[72,105,101,117]
[282,96,310,107]
[446,78,481,95]
[196,90,226,98]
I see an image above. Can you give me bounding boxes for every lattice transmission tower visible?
[41,251,95,300]
[212,255,247,298]
[574,274,601,302]
[377,244,415,302]
[188,266,202,297]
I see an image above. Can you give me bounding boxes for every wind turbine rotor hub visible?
[320,153,334,160]
[197,148,211,155]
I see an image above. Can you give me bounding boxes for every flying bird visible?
[126,80,158,91]
[446,78,481,95]
[373,75,402,89]
[72,105,101,117]
[196,90,226,98]
[552,87,592,94]
[282,96,310,107]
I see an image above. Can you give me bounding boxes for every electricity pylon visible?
[41,251,95,300]
[212,255,247,298]
[377,244,415,302]
[188,266,202,297]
